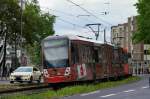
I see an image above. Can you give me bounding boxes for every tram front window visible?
[43,39,68,68]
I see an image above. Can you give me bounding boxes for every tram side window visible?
[94,49,99,63]
[87,46,92,63]
[106,47,109,63]
[71,44,79,64]
[79,45,85,63]
[88,46,93,63]
[81,45,85,62]
[98,48,102,64]
[84,45,94,63]
[87,47,90,63]
[120,50,123,63]
[114,50,119,63]
[83,46,90,63]
[77,45,93,63]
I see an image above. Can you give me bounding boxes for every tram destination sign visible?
[44,39,68,48]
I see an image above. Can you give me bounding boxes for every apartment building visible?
[111,16,149,74]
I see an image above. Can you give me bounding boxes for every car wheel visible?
[37,76,41,83]
[10,81,14,84]
[28,76,33,83]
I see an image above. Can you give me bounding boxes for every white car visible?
[10,66,42,83]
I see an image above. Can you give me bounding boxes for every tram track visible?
[0,76,133,95]
[0,83,50,95]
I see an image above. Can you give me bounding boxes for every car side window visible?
[33,68,38,71]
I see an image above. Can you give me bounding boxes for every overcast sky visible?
[38,0,138,42]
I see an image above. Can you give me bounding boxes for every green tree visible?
[133,0,150,43]
[0,0,55,66]
[0,0,21,70]
[23,0,55,65]
[0,0,21,40]
[0,0,55,45]
[23,0,55,44]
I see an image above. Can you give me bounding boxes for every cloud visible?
[38,0,138,42]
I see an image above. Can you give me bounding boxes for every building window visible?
[119,28,122,33]
[113,29,116,33]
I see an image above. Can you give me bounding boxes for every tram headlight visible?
[64,67,71,76]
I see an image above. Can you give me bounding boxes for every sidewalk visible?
[0,77,9,81]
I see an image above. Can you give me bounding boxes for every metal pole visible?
[104,28,106,44]
[96,24,100,40]
[15,32,17,67]
[137,61,138,75]
[146,45,148,74]
[149,77,150,87]
[20,0,23,54]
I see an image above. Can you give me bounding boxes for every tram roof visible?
[43,35,112,46]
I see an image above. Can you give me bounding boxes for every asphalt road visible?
[62,75,150,99]
[0,78,10,84]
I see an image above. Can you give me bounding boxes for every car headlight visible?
[10,75,14,78]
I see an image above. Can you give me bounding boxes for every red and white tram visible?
[41,35,131,84]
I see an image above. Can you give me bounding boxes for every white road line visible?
[100,94,116,98]
[142,86,149,89]
[123,90,135,93]
[80,91,100,96]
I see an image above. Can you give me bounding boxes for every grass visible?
[0,76,140,99]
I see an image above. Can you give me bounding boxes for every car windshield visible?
[14,67,32,72]
[43,39,69,68]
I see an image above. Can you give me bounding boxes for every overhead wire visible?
[41,7,97,24]
[66,0,113,26]
[41,7,93,32]
[41,3,110,38]
[52,9,96,23]
[56,17,84,28]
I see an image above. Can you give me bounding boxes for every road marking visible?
[100,89,136,98]
[100,94,116,98]
[80,91,100,96]
[123,90,135,93]
[142,86,149,89]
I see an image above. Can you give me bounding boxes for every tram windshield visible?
[43,39,69,68]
